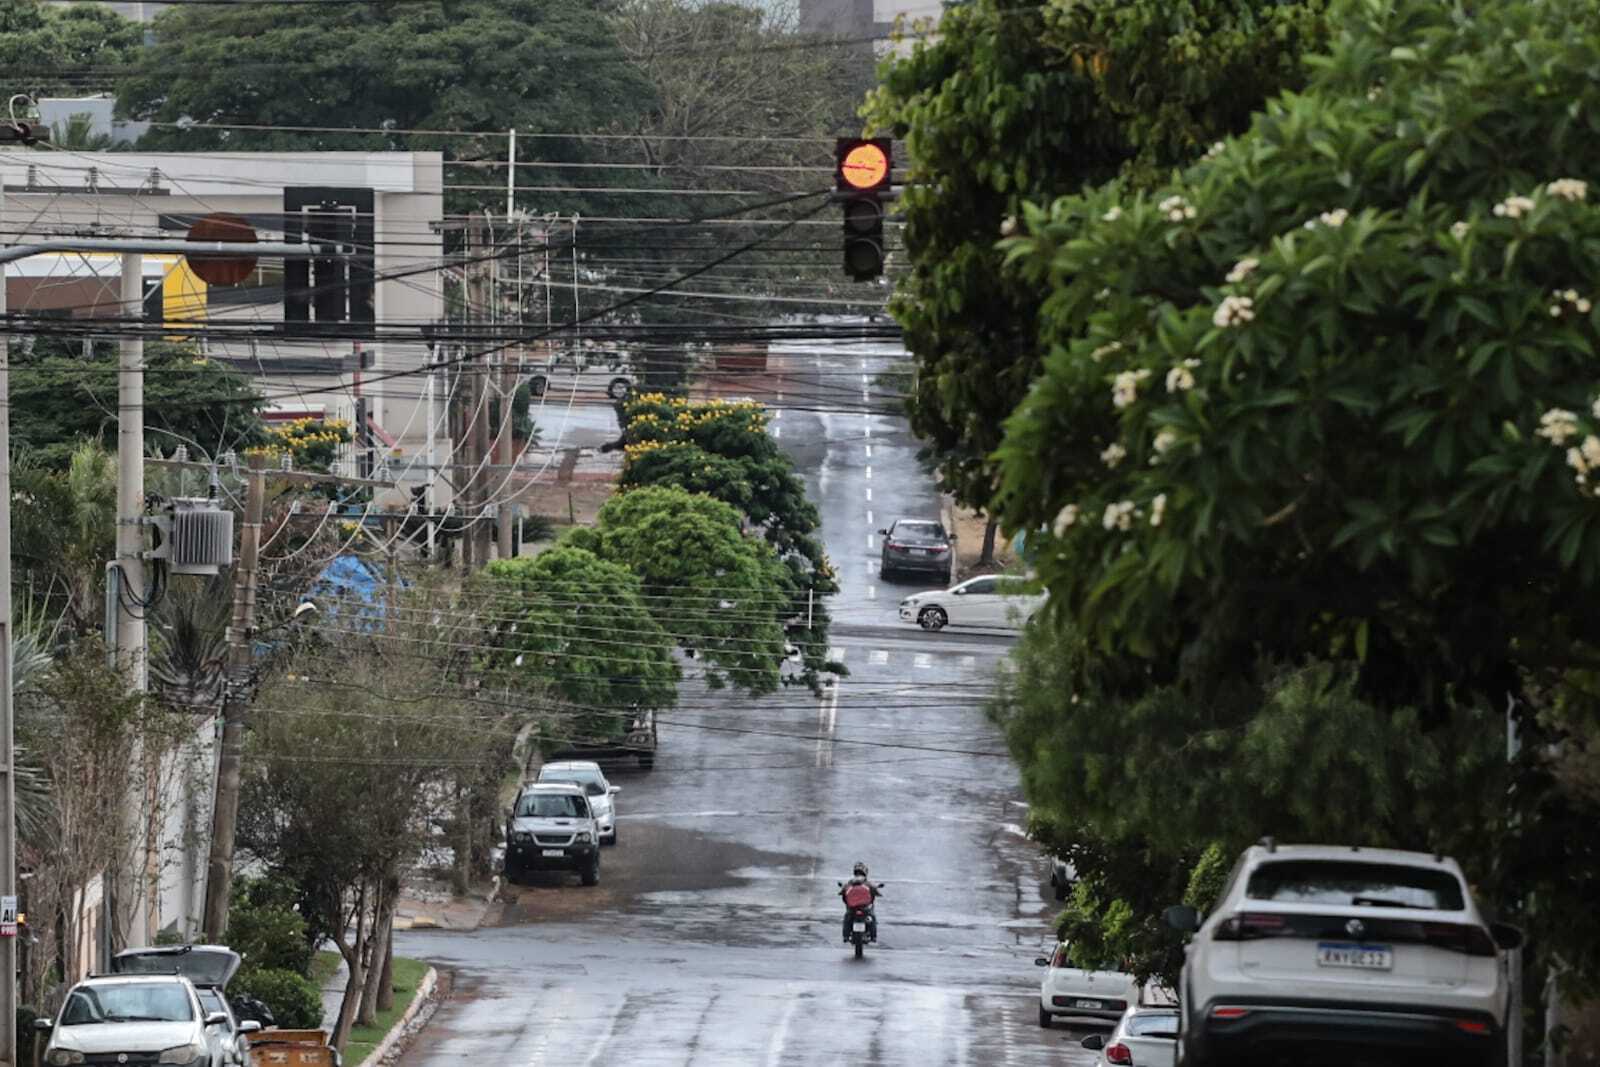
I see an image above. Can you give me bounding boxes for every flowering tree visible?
[991,0,1600,988]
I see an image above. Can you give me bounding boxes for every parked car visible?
[526,350,634,401]
[899,575,1046,632]
[537,759,621,845]
[1036,941,1142,1027]
[1165,840,1522,1067]
[112,944,258,1065]
[505,781,602,885]
[37,972,247,1067]
[1051,855,1078,901]
[549,706,657,770]
[1082,1005,1179,1066]
[877,519,952,582]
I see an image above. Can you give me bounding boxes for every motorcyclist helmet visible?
[852,861,868,878]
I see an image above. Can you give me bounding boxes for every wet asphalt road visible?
[395,339,1104,1065]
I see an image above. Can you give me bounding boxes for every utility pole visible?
[467,215,493,567]
[116,254,148,692]
[200,457,265,942]
[0,188,19,1067]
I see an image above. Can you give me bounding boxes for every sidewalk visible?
[393,876,501,932]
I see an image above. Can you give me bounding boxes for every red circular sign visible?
[840,143,890,191]
[185,212,258,287]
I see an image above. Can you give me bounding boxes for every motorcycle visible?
[838,881,885,958]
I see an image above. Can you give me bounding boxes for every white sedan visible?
[898,576,1046,632]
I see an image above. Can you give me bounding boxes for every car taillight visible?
[885,541,902,549]
[1422,922,1498,957]
[931,545,949,553]
[1212,913,1288,941]
[1104,1043,1133,1065]
[1455,1019,1492,1036]
[1211,1007,1250,1021]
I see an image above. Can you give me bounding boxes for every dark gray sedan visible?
[878,519,953,583]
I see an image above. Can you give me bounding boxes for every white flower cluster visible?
[1090,340,1123,362]
[1152,429,1179,460]
[1204,142,1226,160]
[1450,221,1470,240]
[1102,206,1123,222]
[1112,368,1152,409]
[1537,408,1581,445]
[1166,358,1201,393]
[1052,504,1080,536]
[1213,295,1256,329]
[1100,442,1128,468]
[1225,257,1259,284]
[1102,500,1137,531]
[1158,195,1197,223]
[1000,215,1018,237]
[1149,493,1168,527]
[1493,195,1536,219]
[1566,436,1600,487]
[1547,179,1588,202]
[1304,208,1349,230]
[1550,288,1594,317]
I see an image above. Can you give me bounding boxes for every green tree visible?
[575,484,791,695]
[11,441,115,633]
[861,0,1328,525]
[0,0,142,100]
[472,547,680,737]
[989,0,1600,987]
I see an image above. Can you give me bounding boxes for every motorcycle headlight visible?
[158,1043,208,1065]
[575,831,593,844]
[46,1051,85,1066]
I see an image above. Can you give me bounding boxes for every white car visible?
[1036,941,1142,1027]
[1166,841,1521,1067]
[898,575,1046,632]
[38,973,245,1067]
[1082,1005,1179,1066]
[537,759,621,844]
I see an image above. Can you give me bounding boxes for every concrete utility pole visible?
[467,215,493,567]
[200,457,265,942]
[0,191,19,1067]
[116,253,147,692]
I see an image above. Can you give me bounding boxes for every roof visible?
[79,974,195,986]
[522,781,585,794]
[1250,844,1461,871]
[541,760,602,772]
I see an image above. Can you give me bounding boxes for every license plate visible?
[1075,999,1102,1010]
[910,548,927,555]
[852,922,867,932]
[1317,942,1393,970]
[541,849,565,857]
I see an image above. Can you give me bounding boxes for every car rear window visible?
[1245,860,1466,911]
[1126,1013,1178,1037]
[895,522,945,538]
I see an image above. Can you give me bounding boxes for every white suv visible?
[1166,842,1521,1067]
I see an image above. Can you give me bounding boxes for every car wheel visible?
[637,753,654,770]
[918,606,947,631]
[1054,880,1068,901]
[940,569,952,586]
[608,377,631,400]
[581,858,600,886]
[604,828,617,846]
[1037,1004,1051,1029]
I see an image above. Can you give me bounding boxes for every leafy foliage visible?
[573,485,791,694]
[229,968,323,1031]
[226,875,316,978]
[863,0,1328,514]
[473,546,680,735]
[983,0,1600,989]
[0,0,142,100]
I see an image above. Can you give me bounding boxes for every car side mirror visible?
[1033,957,1050,967]
[1164,904,1201,933]
[205,1011,230,1028]
[1490,921,1525,951]
[877,529,888,536]
[609,786,621,794]
[1081,1035,1106,1051]
[239,1020,262,1035]
[32,1018,52,1033]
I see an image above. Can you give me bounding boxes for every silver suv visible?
[38,973,241,1066]
[1166,842,1521,1067]
[506,781,602,886]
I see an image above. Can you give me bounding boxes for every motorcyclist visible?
[840,861,883,943]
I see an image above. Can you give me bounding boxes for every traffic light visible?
[835,138,891,281]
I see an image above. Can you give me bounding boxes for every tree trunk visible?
[356,881,390,1027]
[452,783,471,895]
[978,516,1000,565]
[330,884,369,1052]
[376,875,398,1013]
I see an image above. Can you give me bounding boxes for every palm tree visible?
[149,574,232,715]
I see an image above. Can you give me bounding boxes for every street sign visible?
[185,213,259,287]
[1,894,18,937]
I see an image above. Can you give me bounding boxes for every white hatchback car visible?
[1036,941,1141,1027]
[1082,1005,1179,1066]
[1166,841,1520,1067]
[39,973,240,1067]
[899,575,1045,632]
[537,759,620,845]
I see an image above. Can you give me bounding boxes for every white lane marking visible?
[826,684,839,733]
[865,444,873,458]
[870,649,889,665]
[773,408,782,419]
[773,425,782,439]
[914,653,932,669]
[867,534,876,549]
[866,487,873,501]
[864,424,871,437]
[828,647,845,661]
[961,655,976,669]
[579,994,629,1067]
[865,466,873,479]
[816,684,840,768]
[861,373,869,385]
[866,509,873,525]
[867,585,877,600]
[764,995,799,1067]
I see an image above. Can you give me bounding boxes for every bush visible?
[230,968,323,1030]
[226,876,315,977]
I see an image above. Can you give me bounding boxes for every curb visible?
[364,965,437,1066]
